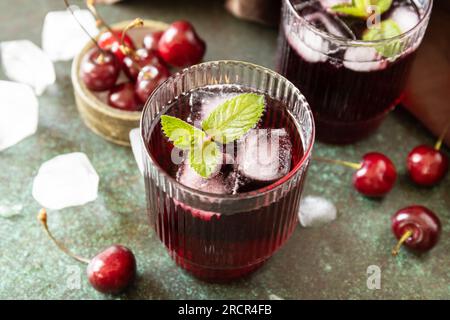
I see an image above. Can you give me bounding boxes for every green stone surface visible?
[0,0,448,300]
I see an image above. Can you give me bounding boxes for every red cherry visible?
[123,48,163,81]
[407,145,448,186]
[158,20,206,68]
[391,205,441,255]
[98,30,135,64]
[135,64,170,104]
[353,152,397,197]
[143,31,164,52]
[108,82,142,111]
[80,47,120,91]
[87,245,136,294]
[37,209,136,295]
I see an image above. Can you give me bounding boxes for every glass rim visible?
[285,0,433,46]
[140,60,315,202]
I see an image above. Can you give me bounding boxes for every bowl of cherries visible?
[71,7,206,146]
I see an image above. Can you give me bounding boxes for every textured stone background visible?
[0,0,448,299]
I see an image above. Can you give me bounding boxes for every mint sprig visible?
[160,93,265,178]
[202,93,265,144]
[161,115,205,149]
[363,19,403,57]
[189,140,221,178]
[332,0,392,18]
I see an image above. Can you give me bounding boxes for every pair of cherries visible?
[324,137,448,198]
[77,0,206,111]
[318,131,447,256]
[390,136,446,255]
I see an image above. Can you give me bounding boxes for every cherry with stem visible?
[38,208,136,294]
[315,152,397,197]
[120,18,166,81]
[64,0,120,91]
[407,122,449,186]
[87,0,135,64]
[391,205,441,256]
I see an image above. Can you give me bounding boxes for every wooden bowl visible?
[71,20,169,146]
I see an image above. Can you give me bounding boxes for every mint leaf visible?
[161,115,205,150]
[189,140,221,178]
[332,0,392,18]
[160,93,265,179]
[160,115,219,178]
[332,2,367,17]
[363,19,403,57]
[201,93,265,144]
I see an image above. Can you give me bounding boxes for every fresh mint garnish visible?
[160,93,265,178]
[161,115,205,149]
[363,19,403,57]
[189,140,221,178]
[202,93,265,144]
[332,0,392,18]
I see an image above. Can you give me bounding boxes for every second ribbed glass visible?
[140,61,314,281]
[276,0,433,144]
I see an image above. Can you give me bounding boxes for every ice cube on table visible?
[0,204,23,218]
[176,160,236,195]
[236,129,292,182]
[299,195,337,227]
[0,81,39,152]
[42,8,99,61]
[269,293,284,300]
[32,152,99,210]
[390,5,420,33]
[0,40,55,96]
[343,47,387,72]
[129,128,144,175]
[188,88,240,123]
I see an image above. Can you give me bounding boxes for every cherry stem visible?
[434,121,450,151]
[64,0,105,54]
[391,229,413,257]
[37,208,90,265]
[86,0,114,33]
[314,157,361,170]
[120,18,144,56]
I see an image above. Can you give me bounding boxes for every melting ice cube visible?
[42,8,99,61]
[32,152,99,210]
[1,40,55,95]
[188,88,240,123]
[129,128,144,175]
[343,47,387,72]
[299,195,337,227]
[390,5,420,33]
[269,293,284,300]
[0,81,39,152]
[176,157,236,195]
[236,129,292,183]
